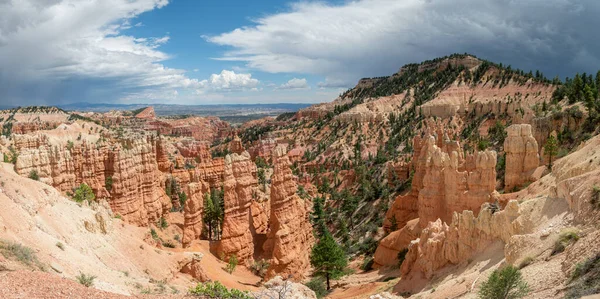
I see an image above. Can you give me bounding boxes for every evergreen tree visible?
[544,135,559,168]
[310,232,348,290]
[203,193,215,240]
[311,196,327,237]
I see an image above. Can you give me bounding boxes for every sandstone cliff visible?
[182,182,209,247]
[14,133,171,226]
[219,151,258,264]
[504,124,540,190]
[263,145,313,280]
[375,131,497,267]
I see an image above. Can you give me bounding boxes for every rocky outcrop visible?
[263,145,313,280]
[14,134,171,226]
[154,136,173,172]
[104,140,172,225]
[418,136,497,226]
[401,201,523,278]
[375,131,497,267]
[219,151,257,264]
[504,124,539,191]
[229,135,245,154]
[135,107,156,119]
[183,182,209,247]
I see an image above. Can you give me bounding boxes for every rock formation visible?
[135,107,156,120]
[14,134,171,226]
[229,135,245,154]
[375,131,497,267]
[401,201,523,278]
[219,151,257,264]
[263,145,313,280]
[504,124,540,190]
[182,182,209,247]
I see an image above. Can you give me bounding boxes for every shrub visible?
[150,228,159,240]
[105,176,113,192]
[518,256,534,269]
[305,277,328,299]
[56,242,65,251]
[226,255,238,274]
[552,229,579,255]
[0,240,41,268]
[76,273,96,287]
[478,266,529,299]
[162,241,176,248]
[397,248,408,267]
[72,183,95,203]
[361,257,374,271]
[28,170,39,181]
[591,185,600,209]
[565,253,600,298]
[249,259,270,278]
[158,217,168,230]
[67,140,74,151]
[188,281,252,298]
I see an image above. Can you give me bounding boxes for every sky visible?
[1,0,600,106]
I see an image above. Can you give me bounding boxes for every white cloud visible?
[0,0,204,104]
[277,78,309,90]
[207,0,600,85]
[198,70,260,91]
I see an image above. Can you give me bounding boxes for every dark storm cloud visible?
[208,0,600,87]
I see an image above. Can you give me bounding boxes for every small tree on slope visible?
[478,265,529,299]
[310,231,348,290]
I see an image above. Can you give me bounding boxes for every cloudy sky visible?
[1,0,599,106]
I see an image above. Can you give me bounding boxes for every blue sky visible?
[1,0,600,106]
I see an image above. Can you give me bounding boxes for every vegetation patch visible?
[76,273,96,287]
[478,266,529,299]
[565,253,600,298]
[552,229,580,256]
[0,240,43,269]
[189,281,252,298]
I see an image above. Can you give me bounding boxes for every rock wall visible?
[263,145,313,280]
[401,201,523,279]
[504,124,539,190]
[375,130,497,267]
[219,151,257,264]
[14,134,171,226]
[418,136,497,226]
[183,182,209,247]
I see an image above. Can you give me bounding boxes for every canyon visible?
[1,54,599,298]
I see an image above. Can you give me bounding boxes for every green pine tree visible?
[544,135,559,168]
[310,232,348,290]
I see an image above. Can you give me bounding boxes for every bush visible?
[105,176,113,192]
[76,273,96,287]
[162,241,176,248]
[478,266,529,299]
[591,185,600,209]
[158,217,168,230]
[0,240,41,268]
[565,253,600,298]
[72,183,95,203]
[249,259,270,278]
[28,170,39,181]
[552,229,579,255]
[361,257,374,271]
[226,255,238,274]
[305,277,328,299]
[150,228,159,240]
[188,281,252,298]
[56,242,65,251]
[518,256,534,269]
[397,248,408,267]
